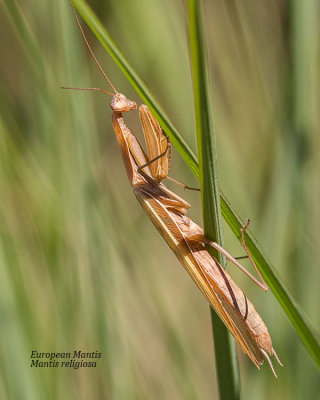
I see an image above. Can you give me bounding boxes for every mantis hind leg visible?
[187,220,269,292]
[239,219,268,290]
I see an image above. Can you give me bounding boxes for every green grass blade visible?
[71,0,320,373]
[187,0,240,398]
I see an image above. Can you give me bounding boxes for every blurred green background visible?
[1,0,319,399]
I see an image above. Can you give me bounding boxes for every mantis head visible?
[110,93,137,113]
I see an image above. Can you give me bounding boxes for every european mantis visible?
[63,4,282,376]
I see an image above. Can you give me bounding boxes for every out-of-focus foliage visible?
[0,1,319,399]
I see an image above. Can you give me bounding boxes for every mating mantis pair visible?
[63,4,282,376]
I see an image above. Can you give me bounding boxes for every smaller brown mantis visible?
[63,4,282,376]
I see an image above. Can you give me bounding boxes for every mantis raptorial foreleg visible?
[138,104,200,190]
[137,132,171,177]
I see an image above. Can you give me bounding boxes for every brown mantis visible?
[63,4,282,377]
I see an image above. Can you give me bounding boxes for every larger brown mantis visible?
[63,4,282,377]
